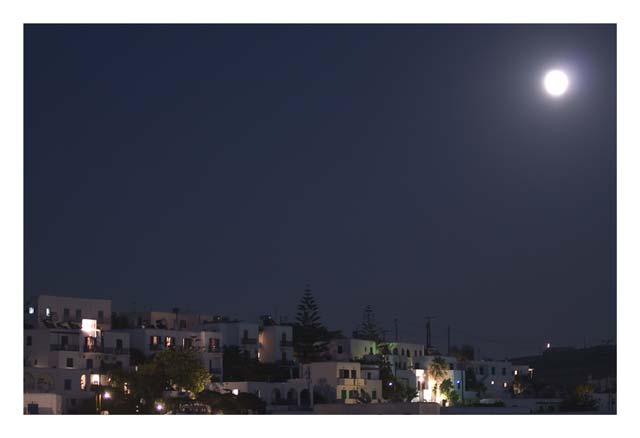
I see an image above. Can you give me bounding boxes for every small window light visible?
[45,307,51,317]
[491,380,495,385]
[28,306,35,315]
[503,382,508,388]
[232,389,239,396]
[514,370,518,376]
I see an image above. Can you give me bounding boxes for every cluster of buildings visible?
[24,294,531,414]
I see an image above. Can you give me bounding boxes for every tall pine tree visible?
[295,285,322,329]
[354,304,382,343]
[293,285,329,362]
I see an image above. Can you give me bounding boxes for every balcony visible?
[83,345,104,353]
[338,378,365,386]
[104,347,130,355]
[241,337,257,345]
[50,344,80,352]
[280,340,294,347]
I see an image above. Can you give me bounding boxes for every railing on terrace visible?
[50,344,80,352]
[104,347,130,355]
[83,345,104,353]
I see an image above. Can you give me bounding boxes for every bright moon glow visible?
[544,70,569,96]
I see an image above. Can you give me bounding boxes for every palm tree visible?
[428,356,448,402]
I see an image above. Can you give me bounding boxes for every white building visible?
[467,359,530,399]
[212,379,313,412]
[26,294,112,330]
[301,361,383,404]
[117,327,224,381]
[23,392,63,415]
[201,319,260,359]
[258,323,294,364]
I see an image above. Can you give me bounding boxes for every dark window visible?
[337,345,343,354]
[350,369,357,379]
[26,336,32,346]
[66,357,74,367]
[341,390,347,400]
[407,350,411,357]
[367,372,372,379]
[282,351,287,362]
[480,367,484,375]
[116,339,123,350]
[97,310,104,323]
[63,308,70,320]
[502,367,506,376]
[449,363,454,370]
[243,329,248,340]
[370,347,373,354]
[61,335,68,346]
[401,349,405,356]
[491,367,496,375]
[75,309,82,320]
[179,320,187,329]
[393,348,398,355]
[415,362,421,369]
[214,339,220,349]
[64,379,71,390]
[372,390,377,399]
[86,359,93,369]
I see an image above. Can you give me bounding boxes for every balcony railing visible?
[50,344,80,352]
[241,337,257,345]
[83,345,104,353]
[280,340,294,347]
[104,347,130,355]
[337,378,365,386]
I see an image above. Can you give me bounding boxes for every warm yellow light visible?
[103,391,111,399]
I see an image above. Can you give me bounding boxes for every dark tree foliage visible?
[197,390,266,414]
[293,285,331,362]
[559,384,599,412]
[450,344,475,362]
[295,285,322,328]
[222,346,290,382]
[353,305,382,343]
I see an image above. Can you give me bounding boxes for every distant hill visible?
[510,345,616,389]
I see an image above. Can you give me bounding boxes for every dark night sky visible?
[25,24,616,358]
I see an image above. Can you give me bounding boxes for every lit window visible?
[514,370,518,376]
[490,380,495,385]
[45,307,51,317]
[28,306,35,315]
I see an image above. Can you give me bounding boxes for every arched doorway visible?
[286,388,297,405]
[272,388,281,404]
[300,389,311,407]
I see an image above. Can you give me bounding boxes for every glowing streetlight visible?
[103,391,111,400]
[544,70,569,97]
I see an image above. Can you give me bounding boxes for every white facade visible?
[25,323,130,372]
[328,338,379,361]
[301,361,383,404]
[24,392,64,414]
[212,379,313,411]
[118,327,224,380]
[258,324,294,363]
[202,320,260,359]
[467,359,529,398]
[26,295,112,330]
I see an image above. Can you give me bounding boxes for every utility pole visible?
[394,318,398,342]
[425,316,436,352]
[447,325,451,356]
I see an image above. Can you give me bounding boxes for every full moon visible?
[544,70,569,96]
